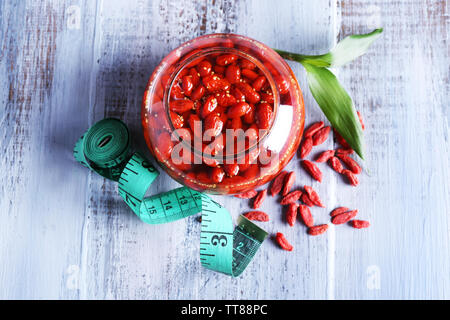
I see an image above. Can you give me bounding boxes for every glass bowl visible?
[142,33,304,195]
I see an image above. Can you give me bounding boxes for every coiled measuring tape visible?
[73,118,268,276]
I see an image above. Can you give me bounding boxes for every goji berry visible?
[269,171,288,196]
[336,154,362,174]
[241,68,259,80]
[170,111,184,129]
[300,137,313,159]
[252,76,266,91]
[216,54,238,66]
[304,121,324,138]
[315,150,335,163]
[350,219,370,229]
[204,113,223,138]
[191,85,206,101]
[328,156,344,173]
[203,75,230,92]
[200,96,218,118]
[227,101,250,118]
[301,193,314,207]
[169,99,194,113]
[280,190,303,205]
[341,169,359,186]
[286,203,298,226]
[275,232,293,251]
[197,60,212,77]
[210,167,225,183]
[244,211,269,222]
[334,128,350,149]
[252,189,267,209]
[312,126,331,146]
[331,210,358,225]
[255,103,273,129]
[234,189,257,199]
[236,82,260,104]
[282,171,296,196]
[298,205,314,227]
[330,207,350,217]
[215,90,237,107]
[225,64,241,84]
[336,147,354,156]
[308,224,328,236]
[301,160,322,182]
[303,185,325,207]
[357,111,365,130]
[182,76,194,96]
[260,91,274,104]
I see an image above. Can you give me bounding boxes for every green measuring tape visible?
[74,118,268,276]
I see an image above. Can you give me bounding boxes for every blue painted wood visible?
[0,0,448,299]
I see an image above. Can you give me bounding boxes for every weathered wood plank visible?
[334,0,450,299]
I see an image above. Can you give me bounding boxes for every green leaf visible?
[302,63,365,159]
[275,28,383,68]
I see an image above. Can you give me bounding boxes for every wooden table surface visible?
[0,0,449,300]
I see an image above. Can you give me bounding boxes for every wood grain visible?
[0,0,448,299]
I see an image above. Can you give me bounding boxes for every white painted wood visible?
[0,0,448,299]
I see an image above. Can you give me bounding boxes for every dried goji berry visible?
[280,190,303,205]
[331,210,358,225]
[336,154,362,174]
[328,156,344,173]
[330,207,350,217]
[298,205,314,227]
[357,111,365,130]
[341,169,359,186]
[334,128,350,149]
[336,148,354,156]
[234,189,257,199]
[312,126,331,146]
[252,189,267,209]
[242,104,255,124]
[282,171,296,196]
[269,171,288,196]
[303,185,325,207]
[350,219,370,229]
[301,160,322,182]
[244,211,269,222]
[286,203,299,226]
[275,232,293,251]
[304,121,324,138]
[300,137,313,159]
[315,150,335,163]
[308,224,328,236]
[301,193,314,207]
